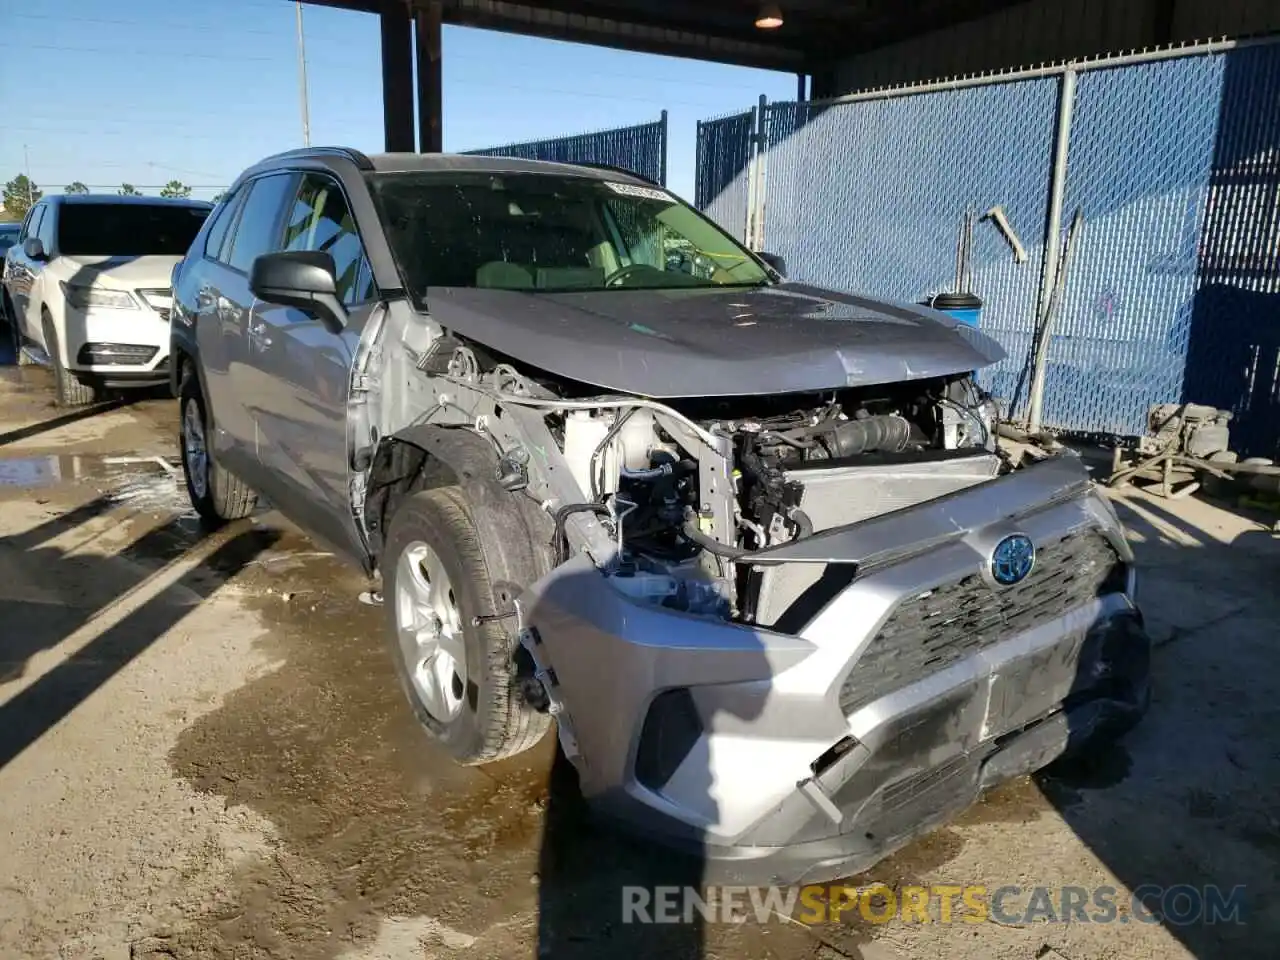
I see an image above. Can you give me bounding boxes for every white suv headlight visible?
[60,281,138,310]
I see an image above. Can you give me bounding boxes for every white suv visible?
[2,194,211,405]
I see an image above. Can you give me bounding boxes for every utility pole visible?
[295,0,312,147]
[23,145,32,204]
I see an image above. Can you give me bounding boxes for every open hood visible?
[424,281,1005,398]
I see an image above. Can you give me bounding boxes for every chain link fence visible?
[694,39,1280,457]
[759,82,1056,420]
[463,114,669,185]
[694,108,756,242]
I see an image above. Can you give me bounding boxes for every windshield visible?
[369,171,772,295]
[57,203,210,257]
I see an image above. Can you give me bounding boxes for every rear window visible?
[57,203,210,257]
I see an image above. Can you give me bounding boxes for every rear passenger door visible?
[248,172,376,562]
[197,173,295,486]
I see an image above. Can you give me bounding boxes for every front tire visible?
[43,313,98,405]
[179,369,256,527]
[3,294,32,366]
[383,487,550,765]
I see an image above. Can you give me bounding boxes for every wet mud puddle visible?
[0,452,177,488]
[0,452,194,514]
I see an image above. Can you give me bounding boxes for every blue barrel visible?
[925,291,983,327]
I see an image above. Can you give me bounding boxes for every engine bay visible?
[542,371,1001,625]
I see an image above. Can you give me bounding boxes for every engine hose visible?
[680,515,753,560]
[680,507,813,561]
[815,414,911,458]
[790,508,814,540]
[589,407,637,501]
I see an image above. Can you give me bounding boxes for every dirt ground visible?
[1,356,1278,960]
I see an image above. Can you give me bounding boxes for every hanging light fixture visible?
[755,3,784,29]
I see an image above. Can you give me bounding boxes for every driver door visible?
[247,172,376,564]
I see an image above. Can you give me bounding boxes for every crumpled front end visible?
[519,454,1150,885]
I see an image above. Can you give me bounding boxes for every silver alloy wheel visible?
[395,541,467,721]
[183,398,209,501]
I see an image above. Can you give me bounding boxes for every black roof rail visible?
[571,162,662,187]
[257,146,375,171]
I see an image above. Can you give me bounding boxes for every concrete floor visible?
[1,358,1277,960]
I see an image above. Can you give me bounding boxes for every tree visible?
[211,191,226,204]
[65,181,89,194]
[118,183,141,196]
[159,179,191,199]
[3,174,42,220]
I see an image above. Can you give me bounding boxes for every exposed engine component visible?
[807,414,911,459]
[545,375,999,622]
[1106,401,1272,501]
[1143,403,1232,459]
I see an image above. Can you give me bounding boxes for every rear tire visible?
[383,486,550,765]
[179,368,256,527]
[43,313,98,405]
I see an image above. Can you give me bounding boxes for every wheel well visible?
[172,346,194,393]
[363,429,555,585]
[364,438,459,568]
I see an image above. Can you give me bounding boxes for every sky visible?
[0,0,798,204]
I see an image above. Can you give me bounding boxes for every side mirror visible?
[23,237,46,261]
[756,251,787,277]
[250,250,347,334]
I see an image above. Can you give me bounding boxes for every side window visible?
[20,206,42,241]
[226,173,294,274]
[203,188,242,262]
[34,205,57,252]
[282,173,374,305]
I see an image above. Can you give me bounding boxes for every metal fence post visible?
[1027,67,1077,434]
[745,95,768,249]
[659,109,669,186]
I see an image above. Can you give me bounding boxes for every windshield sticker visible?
[604,181,674,203]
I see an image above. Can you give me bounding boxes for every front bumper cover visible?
[519,454,1151,885]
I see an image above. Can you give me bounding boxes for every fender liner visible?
[369,426,555,605]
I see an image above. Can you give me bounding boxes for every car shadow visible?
[0,506,278,771]
[1034,492,1280,958]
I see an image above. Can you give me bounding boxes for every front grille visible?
[838,530,1125,716]
[77,343,159,366]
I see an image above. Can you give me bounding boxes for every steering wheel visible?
[604,263,653,287]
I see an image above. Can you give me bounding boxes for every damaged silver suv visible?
[170,148,1150,884]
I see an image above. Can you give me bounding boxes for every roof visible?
[44,194,213,208]
[246,146,649,183]
[367,152,644,182]
[298,0,1025,71]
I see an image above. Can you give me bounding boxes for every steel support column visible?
[380,2,415,152]
[416,2,443,152]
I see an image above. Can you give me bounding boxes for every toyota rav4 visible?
[169,147,1150,884]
